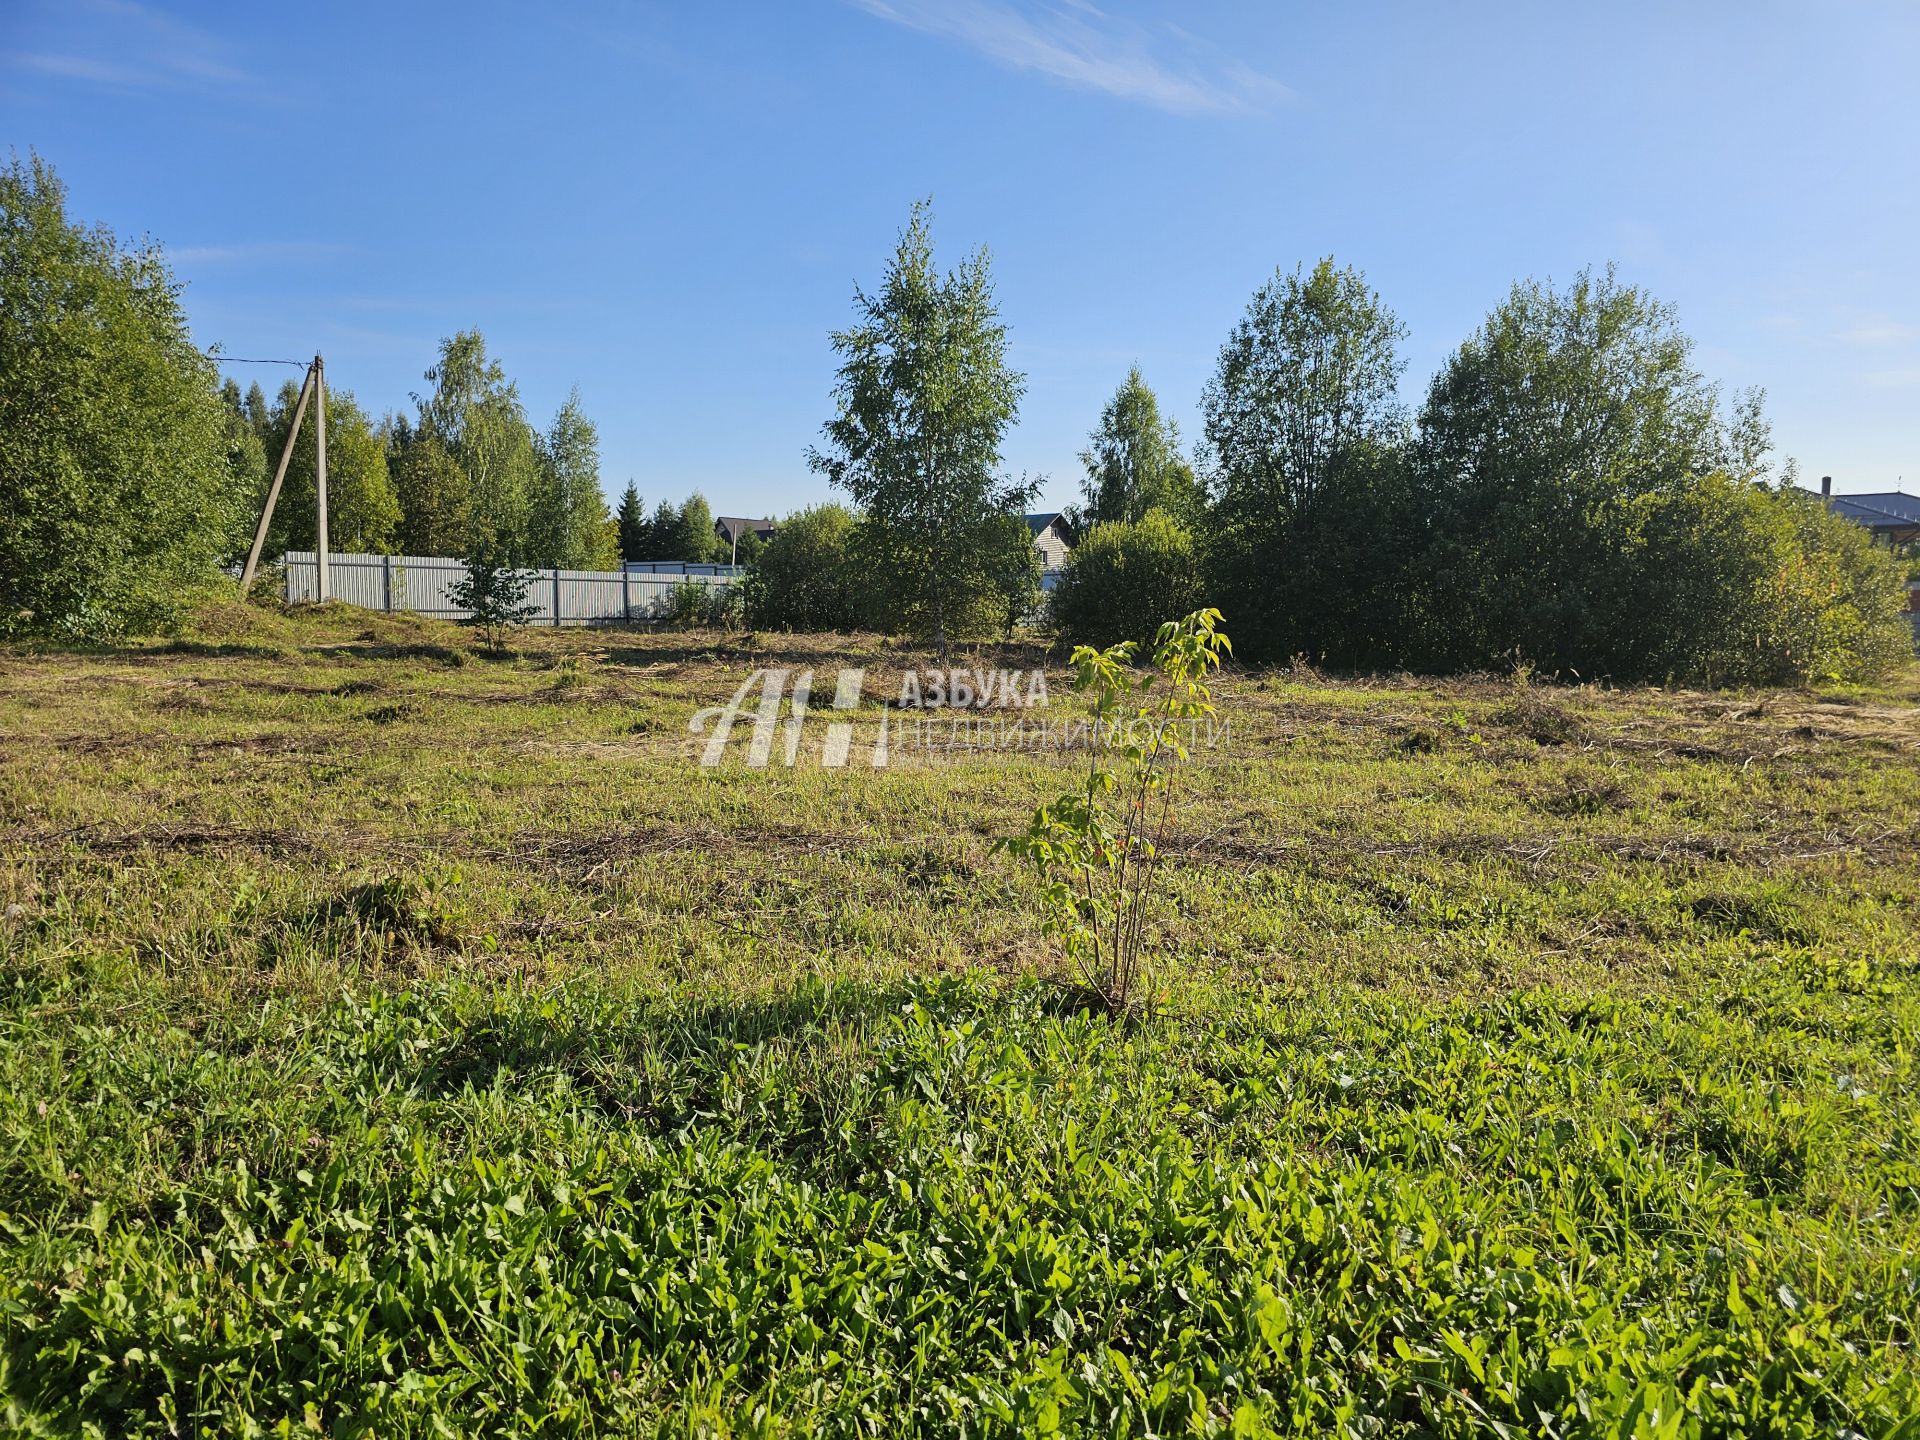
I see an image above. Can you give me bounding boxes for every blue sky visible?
[5,0,1916,517]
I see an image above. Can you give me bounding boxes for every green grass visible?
[2,602,1918,1437]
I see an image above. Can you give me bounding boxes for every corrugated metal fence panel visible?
[282,552,739,625]
[395,556,479,619]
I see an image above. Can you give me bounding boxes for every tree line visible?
[215,334,612,573]
[3,151,1908,684]
[0,154,740,639]
[1045,260,1911,684]
[736,203,1908,684]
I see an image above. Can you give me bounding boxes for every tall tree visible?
[526,389,612,568]
[615,482,647,562]
[0,153,236,636]
[1201,258,1412,662]
[1204,258,1408,518]
[808,200,1030,656]
[1414,266,1731,672]
[1079,366,1201,526]
[643,500,678,559]
[390,419,471,557]
[242,380,271,442]
[666,491,720,563]
[218,378,268,560]
[258,380,400,556]
[415,331,540,560]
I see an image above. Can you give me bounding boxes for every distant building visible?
[1026,512,1075,571]
[714,516,777,562]
[1818,477,1920,545]
[1817,478,1920,627]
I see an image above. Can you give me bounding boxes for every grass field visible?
[2,601,1918,1437]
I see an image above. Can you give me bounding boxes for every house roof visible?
[713,516,777,543]
[1824,490,1920,530]
[1827,495,1920,526]
[1025,511,1065,535]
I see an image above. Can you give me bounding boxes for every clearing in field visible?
[2,603,1918,1436]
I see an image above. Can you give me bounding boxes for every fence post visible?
[382,554,393,613]
[552,568,562,627]
[621,567,631,626]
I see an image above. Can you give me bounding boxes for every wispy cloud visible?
[1838,315,1915,346]
[6,0,254,94]
[1865,366,1920,389]
[847,0,1289,115]
[173,241,352,266]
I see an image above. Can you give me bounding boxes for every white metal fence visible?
[281,552,743,626]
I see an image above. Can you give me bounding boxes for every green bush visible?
[740,504,867,631]
[0,154,238,638]
[1051,508,1205,649]
[661,577,739,630]
[1611,477,1911,686]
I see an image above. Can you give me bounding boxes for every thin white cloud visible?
[5,0,254,93]
[1865,366,1920,389]
[848,0,1289,115]
[172,241,352,265]
[1838,315,1915,346]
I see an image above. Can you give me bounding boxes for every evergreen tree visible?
[643,500,678,560]
[670,492,720,563]
[616,482,647,562]
[390,424,471,557]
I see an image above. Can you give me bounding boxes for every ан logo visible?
[689,666,1050,768]
[690,667,884,769]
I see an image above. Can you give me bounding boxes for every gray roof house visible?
[1817,479,1920,630]
[714,516,778,562]
[1026,512,1074,573]
[1819,480,1920,546]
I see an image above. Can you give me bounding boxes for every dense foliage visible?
[1048,261,1911,685]
[615,490,732,565]
[1050,509,1205,650]
[18,969,1913,1438]
[810,201,1035,655]
[0,154,237,637]
[740,503,867,631]
[1200,260,1412,665]
[245,378,401,558]
[1078,366,1203,528]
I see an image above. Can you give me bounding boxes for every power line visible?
[209,353,309,367]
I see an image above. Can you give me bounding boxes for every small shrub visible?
[448,548,538,653]
[661,578,738,630]
[998,607,1230,1013]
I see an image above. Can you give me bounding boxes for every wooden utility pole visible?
[314,353,330,602]
[238,360,316,591]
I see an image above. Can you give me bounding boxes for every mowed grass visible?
[1,601,1918,1438]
